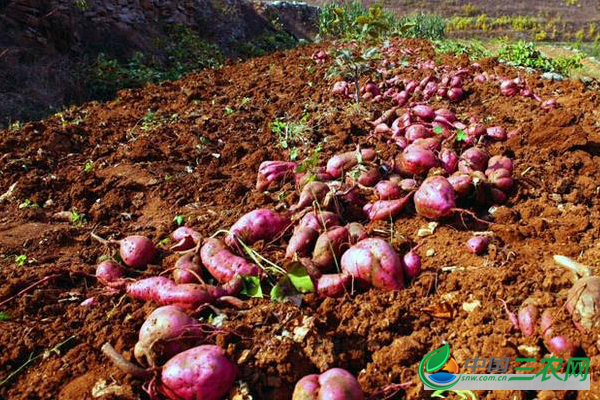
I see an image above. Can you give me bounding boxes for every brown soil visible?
[1,39,600,400]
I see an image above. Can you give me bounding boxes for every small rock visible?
[462,299,481,312]
[541,72,564,80]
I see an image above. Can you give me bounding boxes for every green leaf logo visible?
[425,343,450,373]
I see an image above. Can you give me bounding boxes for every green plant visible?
[239,97,251,108]
[353,3,392,41]
[397,13,446,40]
[328,46,380,103]
[0,312,10,321]
[19,199,39,209]
[318,1,439,41]
[140,110,160,131]
[318,0,369,39]
[82,25,222,100]
[434,39,490,58]
[173,215,185,226]
[0,336,74,387]
[69,209,87,226]
[295,143,323,182]
[461,3,479,16]
[534,30,548,41]
[83,160,93,173]
[15,255,27,266]
[270,117,310,149]
[237,28,297,58]
[73,0,88,10]
[498,41,582,75]
[7,120,23,132]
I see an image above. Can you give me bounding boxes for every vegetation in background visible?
[317,1,445,42]
[498,40,583,75]
[83,24,223,100]
[237,17,299,58]
[434,39,490,58]
[327,46,380,102]
[398,13,446,40]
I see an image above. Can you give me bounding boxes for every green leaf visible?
[456,129,467,142]
[0,312,11,321]
[355,148,363,165]
[348,168,361,180]
[289,147,298,161]
[270,283,286,302]
[287,263,315,294]
[173,215,184,226]
[424,343,450,373]
[433,126,444,135]
[15,255,27,267]
[240,275,263,298]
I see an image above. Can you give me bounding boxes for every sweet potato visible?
[357,167,381,187]
[341,238,404,290]
[160,345,237,400]
[414,176,456,220]
[170,227,201,251]
[458,147,489,173]
[225,209,290,247]
[256,160,297,191]
[312,226,349,271]
[395,144,437,175]
[375,180,403,200]
[326,149,376,178]
[122,276,242,309]
[299,211,341,232]
[293,369,364,400]
[566,276,600,331]
[119,235,156,268]
[173,253,202,284]
[291,181,330,211]
[286,226,319,258]
[363,192,413,221]
[316,273,351,298]
[200,238,259,283]
[134,305,205,366]
[96,260,125,287]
